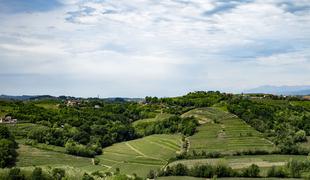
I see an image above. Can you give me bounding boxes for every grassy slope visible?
[97,134,182,177]
[186,107,275,154]
[5,123,182,177]
[132,113,173,126]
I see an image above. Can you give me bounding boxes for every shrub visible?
[8,168,25,180]
[65,141,97,157]
[82,173,94,180]
[147,170,156,179]
[267,166,288,178]
[92,157,100,165]
[52,168,65,180]
[91,171,105,178]
[242,164,260,177]
[31,167,44,180]
[172,163,188,176]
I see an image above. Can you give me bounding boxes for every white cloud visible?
[0,0,309,96]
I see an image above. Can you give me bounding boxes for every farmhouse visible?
[66,100,80,106]
[0,116,17,124]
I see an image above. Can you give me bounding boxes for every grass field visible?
[168,154,308,169]
[97,134,182,177]
[187,107,275,154]
[132,113,173,126]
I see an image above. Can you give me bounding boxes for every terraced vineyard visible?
[186,107,275,154]
[97,134,182,176]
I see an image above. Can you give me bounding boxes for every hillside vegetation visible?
[0,91,309,179]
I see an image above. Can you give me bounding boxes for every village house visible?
[0,116,17,124]
[66,100,80,106]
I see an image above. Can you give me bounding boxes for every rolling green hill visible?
[185,107,275,154]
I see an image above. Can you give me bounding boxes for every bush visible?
[287,159,303,178]
[147,170,156,179]
[8,168,25,180]
[242,164,260,177]
[65,141,97,157]
[52,168,65,180]
[82,173,94,180]
[31,167,44,180]
[91,171,105,178]
[92,157,100,165]
[267,166,288,178]
[172,163,188,176]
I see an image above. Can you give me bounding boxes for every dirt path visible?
[125,142,147,157]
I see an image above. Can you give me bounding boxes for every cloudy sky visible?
[0,0,309,97]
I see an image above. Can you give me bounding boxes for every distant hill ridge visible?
[245,85,310,95]
[0,94,143,102]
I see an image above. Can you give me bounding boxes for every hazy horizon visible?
[0,0,309,97]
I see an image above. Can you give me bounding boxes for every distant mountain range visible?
[0,94,144,102]
[244,85,310,95]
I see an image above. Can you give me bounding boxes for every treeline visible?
[227,97,309,154]
[134,116,199,136]
[1,166,144,180]
[146,91,229,114]
[0,126,18,168]
[26,121,136,157]
[151,159,310,179]
[151,163,260,179]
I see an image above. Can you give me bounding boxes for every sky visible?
[0,0,309,97]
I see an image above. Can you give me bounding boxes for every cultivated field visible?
[187,107,275,154]
[97,134,182,176]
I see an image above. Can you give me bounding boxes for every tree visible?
[31,167,44,180]
[52,168,65,180]
[173,163,188,176]
[0,126,18,168]
[294,130,307,142]
[8,168,25,180]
